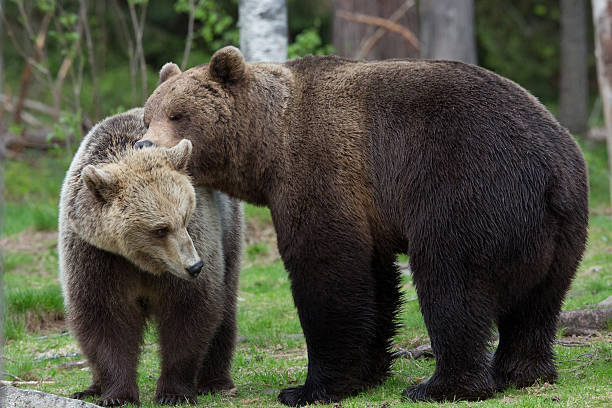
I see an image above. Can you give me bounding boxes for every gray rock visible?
[398,263,411,276]
[0,386,101,408]
[597,295,612,308]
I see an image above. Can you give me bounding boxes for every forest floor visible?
[2,138,612,407]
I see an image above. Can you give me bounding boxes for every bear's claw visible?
[98,397,140,407]
[72,390,99,400]
[154,393,197,406]
[401,374,494,402]
[278,385,337,407]
[71,383,101,400]
[197,378,236,395]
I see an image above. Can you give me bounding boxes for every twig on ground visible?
[0,371,24,381]
[0,380,56,386]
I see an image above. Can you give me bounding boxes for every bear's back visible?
[282,55,587,260]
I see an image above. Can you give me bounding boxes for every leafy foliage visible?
[475,0,595,103]
[174,0,239,62]
[288,26,334,59]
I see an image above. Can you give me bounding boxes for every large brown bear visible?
[138,47,589,405]
[59,108,243,406]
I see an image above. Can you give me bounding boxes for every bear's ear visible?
[166,139,193,171]
[209,46,246,84]
[82,165,118,202]
[159,62,181,84]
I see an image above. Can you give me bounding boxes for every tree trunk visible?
[333,0,418,60]
[559,0,588,134]
[419,0,477,64]
[239,0,288,62]
[0,0,4,161]
[592,0,612,218]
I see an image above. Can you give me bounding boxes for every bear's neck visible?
[202,64,293,206]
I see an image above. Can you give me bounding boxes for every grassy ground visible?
[2,138,612,408]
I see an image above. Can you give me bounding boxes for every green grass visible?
[244,203,273,225]
[2,137,612,407]
[2,150,72,235]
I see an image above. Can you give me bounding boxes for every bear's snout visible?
[185,260,204,278]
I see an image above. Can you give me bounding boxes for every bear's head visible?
[138,46,247,176]
[81,139,203,280]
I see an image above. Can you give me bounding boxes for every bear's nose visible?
[134,140,154,149]
[186,260,204,278]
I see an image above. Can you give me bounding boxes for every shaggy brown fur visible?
[59,108,243,406]
[140,48,588,405]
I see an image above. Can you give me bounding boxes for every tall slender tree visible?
[0,0,5,373]
[239,0,288,62]
[419,0,477,64]
[592,0,612,219]
[558,0,588,134]
[0,0,5,159]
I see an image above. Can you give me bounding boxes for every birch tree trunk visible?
[419,0,477,64]
[592,0,612,217]
[558,0,588,134]
[239,0,288,62]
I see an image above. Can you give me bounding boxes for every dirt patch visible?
[23,311,66,334]
[245,218,280,263]
[268,345,308,361]
[1,229,58,255]
[559,332,612,344]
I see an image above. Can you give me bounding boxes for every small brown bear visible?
[139,47,588,405]
[59,108,243,406]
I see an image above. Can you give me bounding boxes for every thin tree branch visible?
[0,94,58,116]
[358,0,416,59]
[14,12,53,129]
[181,0,196,70]
[110,0,137,106]
[128,0,149,104]
[79,0,100,120]
[15,0,35,43]
[336,9,420,51]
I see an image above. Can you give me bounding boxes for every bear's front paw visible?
[98,397,140,407]
[278,385,337,407]
[72,382,102,400]
[154,393,197,406]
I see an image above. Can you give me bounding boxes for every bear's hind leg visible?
[370,255,403,380]
[493,260,574,390]
[402,253,496,402]
[197,308,237,395]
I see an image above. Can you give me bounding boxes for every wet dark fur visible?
[59,109,243,406]
[142,50,589,405]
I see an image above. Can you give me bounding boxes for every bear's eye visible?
[153,227,169,238]
[169,114,183,121]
